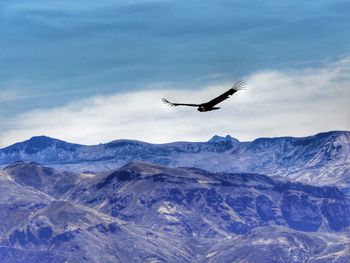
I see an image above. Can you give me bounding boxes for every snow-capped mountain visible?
[0,131,349,187]
[1,162,350,262]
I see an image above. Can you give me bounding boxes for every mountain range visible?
[1,131,350,262]
[1,161,350,262]
[0,131,349,188]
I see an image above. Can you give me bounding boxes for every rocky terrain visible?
[1,161,350,262]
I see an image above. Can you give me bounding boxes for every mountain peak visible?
[2,136,60,150]
[0,135,81,160]
[27,135,57,145]
[208,135,239,143]
[313,130,350,142]
[29,135,54,140]
[315,130,350,136]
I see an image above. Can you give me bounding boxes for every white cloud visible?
[1,57,350,147]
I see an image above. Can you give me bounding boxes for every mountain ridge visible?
[0,130,349,188]
[2,130,349,149]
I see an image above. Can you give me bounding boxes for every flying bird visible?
[162,80,245,112]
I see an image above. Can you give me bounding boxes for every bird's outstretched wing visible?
[162,98,201,107]
[204,80,245,108]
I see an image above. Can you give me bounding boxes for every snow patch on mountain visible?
[0,131,349,188]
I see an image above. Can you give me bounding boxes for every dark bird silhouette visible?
[162,81,245,112]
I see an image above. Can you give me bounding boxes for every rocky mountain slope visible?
[0,131,349,187]
[1,162,350,262]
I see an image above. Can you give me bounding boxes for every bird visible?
[162,80,245,112]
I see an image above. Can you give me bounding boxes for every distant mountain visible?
[1,162,350,262]
[0,131,349,187]
[0,136,81,164]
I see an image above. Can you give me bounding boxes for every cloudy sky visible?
[0,0,349,147]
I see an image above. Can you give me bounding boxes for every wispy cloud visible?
[1,57,349,147]
[1,0,350,119]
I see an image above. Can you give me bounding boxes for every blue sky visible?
[0,0,350,146]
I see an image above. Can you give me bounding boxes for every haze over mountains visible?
[1,131,349,188]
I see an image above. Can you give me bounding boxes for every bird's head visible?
[198,106,205,112]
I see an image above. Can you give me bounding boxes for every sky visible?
[0,0,350,147]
